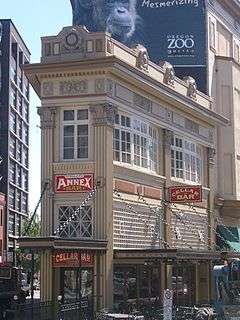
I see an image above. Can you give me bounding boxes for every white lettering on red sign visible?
[55,174,94,193]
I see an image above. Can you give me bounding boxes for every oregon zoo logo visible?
[167,34,195,57]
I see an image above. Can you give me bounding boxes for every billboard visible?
[70,0,207,92]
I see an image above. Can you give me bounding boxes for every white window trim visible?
[60,107,91,162]
[113,113,158,173]
[171,135,203,185]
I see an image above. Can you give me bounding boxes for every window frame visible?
[171,135,203,184]
[56,203,93,240]
[113,113,158,173]
[61,108,90,161]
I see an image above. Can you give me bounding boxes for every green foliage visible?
[17,214,41,273]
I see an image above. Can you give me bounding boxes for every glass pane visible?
[64,149,74,159]
[64,125,74,136]
[63,270,78,302]
[64,110,74,121]
[77,109,88,120]
[78,125,88,135]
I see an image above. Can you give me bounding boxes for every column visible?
[37,106,56,301]
[207,147,216,249]
[163,129,173,247]
[90,103,117,310]
[163,129,174,291]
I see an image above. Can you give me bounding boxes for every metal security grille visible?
[58,205,92,239]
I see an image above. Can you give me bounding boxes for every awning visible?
[18,236,108,252]
[216,225,240,253]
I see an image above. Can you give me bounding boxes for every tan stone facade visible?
[22,26,228,310]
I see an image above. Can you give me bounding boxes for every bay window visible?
[171,136,202,183]
[62,109,89,160]
[113,114,157,172]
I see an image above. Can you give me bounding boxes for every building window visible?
[9,109,16,133]
[22,123,28,145]
[22,146,28,167]
[9,136,16,158]
[171,136,202,183]
[16,142,22,163]
[9,187,15,210]
[58,205,93,239]
[62,109,89,160]
[21,192,28,213]
[22,100,29,122]
[8,213,15,236]
[16,189,21,212]
[113,114,157,172]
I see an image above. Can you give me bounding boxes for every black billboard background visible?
[136,0,207,92]
[71,0,207,93]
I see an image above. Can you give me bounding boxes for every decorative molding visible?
[95,79,105,93]
[133,44,149,72]
[106,79,114,97]
[208,147,216,164]
[37,107,56,129]
[42,81,54,97]
[163,129,174,147]
[183,76,197,100]
[133,93,152,112]
[59,80,88,95]
[90,103,117,127]
[159,61,175,86]
[53,162,95,174]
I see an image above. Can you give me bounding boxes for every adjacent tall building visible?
[206,0,240,229]
[0,20,30,262]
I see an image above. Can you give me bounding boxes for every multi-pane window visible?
[113,114,157,171]
[9,136,16,158]
[16,189,21,212]
[62,109,89,160]
[8,213,15,236]
[22,123,28,145]
[171,136,202,183]
[58,205,93,239]
[9,187,15,210]
[9,161,15,184]
[21,192,28,213]
[22,100,29,122]
[9,110,16,133]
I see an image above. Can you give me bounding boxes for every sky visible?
[1,1,72,213]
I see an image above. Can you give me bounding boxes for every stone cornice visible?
[53,162,94,173]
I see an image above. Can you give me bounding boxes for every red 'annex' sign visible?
[54,174,94,193]
[52,251,94,268]
[169,186,202,203]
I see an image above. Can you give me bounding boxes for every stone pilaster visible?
[207,147,216,250]
[90,103,117,310]
[37,106,56,302]
[163,129,174,248]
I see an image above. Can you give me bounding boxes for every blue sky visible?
[1,1,72,212]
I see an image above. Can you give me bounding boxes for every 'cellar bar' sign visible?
[54,174,94,193]
[169,185,202,203]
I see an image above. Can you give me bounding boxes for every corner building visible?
[21,26,228,312]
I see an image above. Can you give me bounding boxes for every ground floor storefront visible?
[113,249,222,312]
[18,238,235,314]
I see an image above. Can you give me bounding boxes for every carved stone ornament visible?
[208,147,216,163]
[159,61,175,86]
[95,79,105,93]
[133,44,149,72]
[90,103,117,127]
[37,107,56,129]
[183,76,197,99]
[163,129,173,147]
[42,81,54,97]
[59,80,88,96]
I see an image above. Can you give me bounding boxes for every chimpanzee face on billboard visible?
[70,0,142,45]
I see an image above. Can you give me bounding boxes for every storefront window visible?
[62,268,93,308]
[114,265,161,310]
[172,264,196,306]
